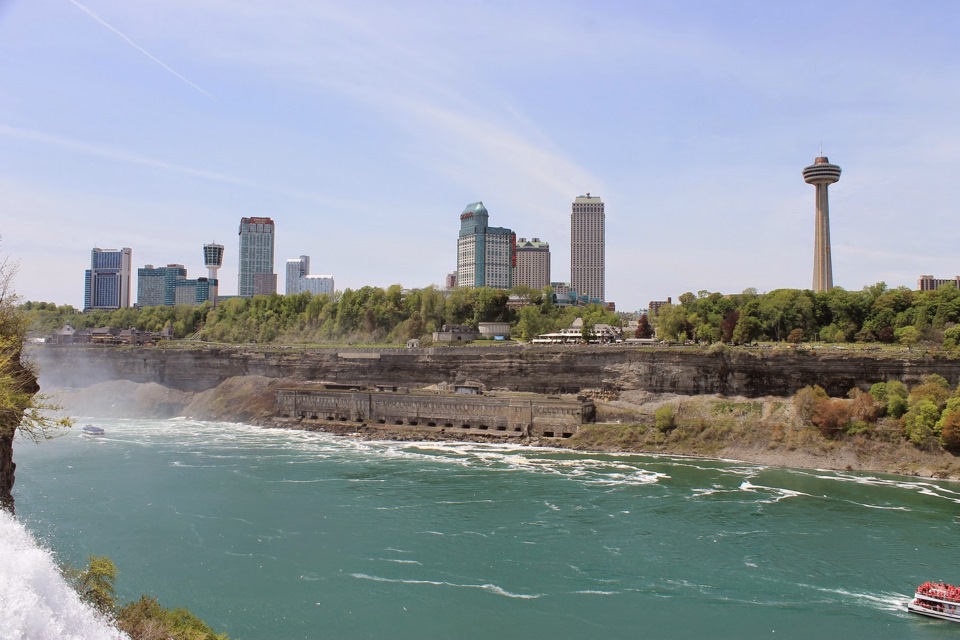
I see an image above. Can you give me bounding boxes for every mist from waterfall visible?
[0,509,127,640]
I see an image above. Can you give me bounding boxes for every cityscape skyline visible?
[2,3,959,311]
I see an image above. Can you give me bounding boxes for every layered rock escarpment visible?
[1,346,39,514]
[30,344,960,399]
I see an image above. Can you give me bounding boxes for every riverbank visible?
[48,376,960,481]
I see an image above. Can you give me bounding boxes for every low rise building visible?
[918,275,960,291]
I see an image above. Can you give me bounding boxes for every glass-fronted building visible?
[137,264,186,307]
[84,247,132,311]
[137,264,215,307]
[456,202,515,290]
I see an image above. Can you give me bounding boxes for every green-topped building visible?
[456,202,515,289]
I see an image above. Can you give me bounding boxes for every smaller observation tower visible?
[803,156,841,293]
[203,242,224,304]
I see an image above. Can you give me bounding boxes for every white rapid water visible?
[0,509,128,640]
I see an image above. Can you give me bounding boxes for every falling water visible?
[0,509,127,640]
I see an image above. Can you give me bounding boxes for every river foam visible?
[0,509,127,640]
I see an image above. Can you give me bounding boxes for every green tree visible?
[908,375,951,410]
[896,326,921,350]
[885,380,909,419]
[67,555,117,614]
[655,303,687,341]
[903,400,941,447]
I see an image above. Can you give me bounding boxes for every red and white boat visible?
[908,582,960,622]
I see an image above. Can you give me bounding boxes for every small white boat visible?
[81,425,105,436]
[908,582,960,622]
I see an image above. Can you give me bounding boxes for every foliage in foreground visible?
[1,253,72,513]
[67,555,229,640]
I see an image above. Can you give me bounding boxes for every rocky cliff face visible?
[29,344,960,399]
[1,348,39,514]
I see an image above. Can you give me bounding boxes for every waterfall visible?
[0,509,128,640]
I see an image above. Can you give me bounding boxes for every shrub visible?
[848,388,880,423]
[793,385,828,424]
[117,596,229,640]
[654,406,676,433]
[939,411,960,454]
[812,398,851,438]
[846,420,873,436]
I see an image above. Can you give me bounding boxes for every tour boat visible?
[81,425,105,436]
[908,582,960,622]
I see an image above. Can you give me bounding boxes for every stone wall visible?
[28,344,960,399]
[276,387,592,439]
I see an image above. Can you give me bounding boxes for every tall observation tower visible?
[802,155,841,293]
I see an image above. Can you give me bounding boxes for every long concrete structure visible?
[276,385,595,439]
[803,156,842,293]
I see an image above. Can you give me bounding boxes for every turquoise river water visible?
[11,418,960,639]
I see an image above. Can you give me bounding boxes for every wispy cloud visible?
[0,124,358,210]
[66,0,216,101]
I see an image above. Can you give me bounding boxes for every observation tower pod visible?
[802,156,841,293]
[203,242,224,304]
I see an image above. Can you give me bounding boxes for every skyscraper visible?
[456,202,515,289]
[570,193,605,302]
[515,238,551,290]
[84,247,132,311]
[803,156,841,293]
[238,217,275,297]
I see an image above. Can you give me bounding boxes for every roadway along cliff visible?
[28,344,960,398]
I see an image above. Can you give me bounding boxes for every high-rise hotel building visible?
[515,238,550,290]
[238,217,276,297]
[570,193,605,302]
[456,202,515,289]
[285,255,310,295]
[286,255,334,296]
[84,247,132,311]
[137,264,187,307]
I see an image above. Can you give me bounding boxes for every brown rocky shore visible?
[50,375,960,481]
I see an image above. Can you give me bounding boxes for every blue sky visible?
[1,0,958,312]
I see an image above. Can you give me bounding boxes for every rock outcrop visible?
[29,344,960,398]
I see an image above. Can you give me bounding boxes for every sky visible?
[1,0,958,313]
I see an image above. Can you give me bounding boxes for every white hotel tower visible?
[570,193,605,303]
